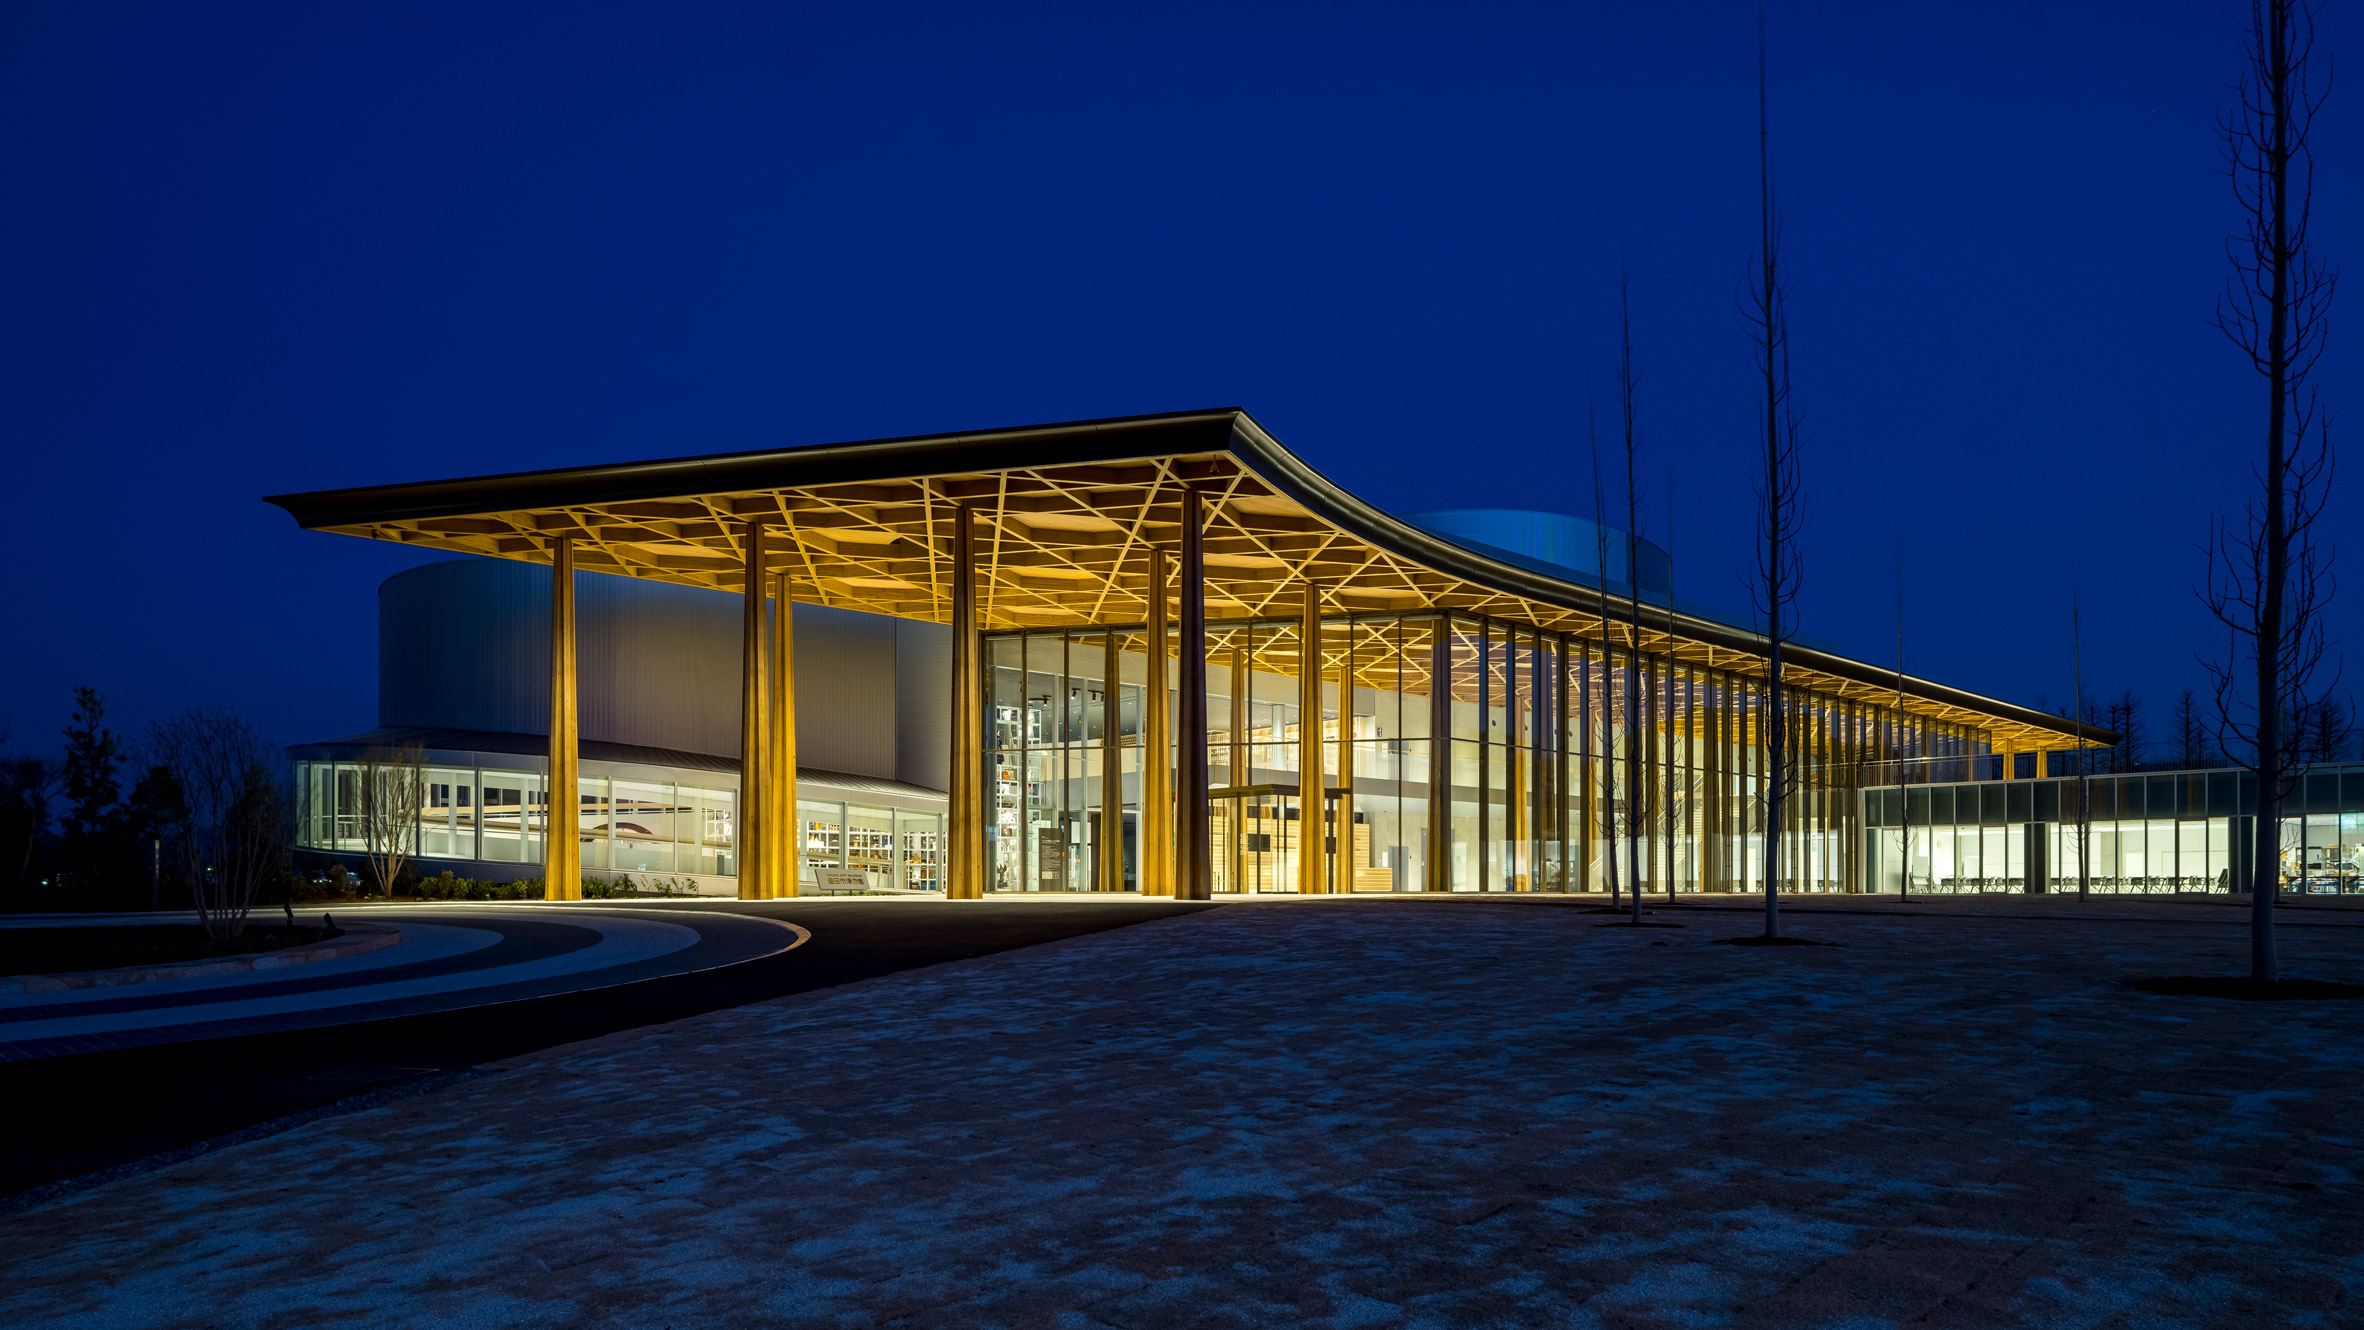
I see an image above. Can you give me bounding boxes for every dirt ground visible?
[3,896,2359,1328]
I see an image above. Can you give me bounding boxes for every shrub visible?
[412,869,545,902]
[582,873,699,899]
[296,866,705,903]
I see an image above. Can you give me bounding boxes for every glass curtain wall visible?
[295,760,752,880]
[981,610,1958,894]
[293,760,943,889]
[1869,765,2364,895]
[987,630,1137,893]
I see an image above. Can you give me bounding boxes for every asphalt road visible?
[0,898,1214,1200]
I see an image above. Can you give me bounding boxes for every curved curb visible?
[0,923,403,994]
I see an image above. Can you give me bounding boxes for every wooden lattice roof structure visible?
[267,408,2105,754]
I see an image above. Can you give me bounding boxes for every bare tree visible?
[1587,380,1621,908]
[356,743,428,899]
[2200,0,2338,983]
[2287,695,2319,761]
[2173,689,2211,767]
[1893,555,1912,901]
[1619,262,1651,925]
[1743,11,1805,938]
[2106,691,2147,772]
[2292,695,2353,762]
[1666,473,1682,903]
[147,708,289,941]
[2069,589,2094,899]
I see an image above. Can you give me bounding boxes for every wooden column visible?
[771,571,798,898]
[738,522,768,901]
[1298,583,1326,893]
[1174,488,1210,901]
[1426,620,1451,891]
[1665,665,1680,901]
[1477,625,1491,892]
[1231,638,1250,784]
[1506,629,1525,890]
[948,507,984,898]
[1553,634,1571,890]
[1540,636,1557,891]
[1100,630,1123,891]
[546,535,581,901]
[1336,615,1356,892]
[1578,641,1594,893]
[1714,676,1725,892]
[1141,546,1172,895]
[1230,635,1249,892]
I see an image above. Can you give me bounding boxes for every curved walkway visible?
[0,898,1213,1199]
[0,907,802,1061]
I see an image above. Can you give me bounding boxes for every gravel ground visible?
[3,896,2361,1329]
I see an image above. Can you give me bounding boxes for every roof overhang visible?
[267,408,2110,752]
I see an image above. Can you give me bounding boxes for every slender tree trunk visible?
[1621,266,1646,925]
[1588,385,1620,909]
[2200,0,2337,977]
[2246,0,2293,980]
[2072,586,2090,901]
[1754,16,1786,940]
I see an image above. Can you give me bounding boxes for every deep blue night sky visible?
[3,1,2357,758]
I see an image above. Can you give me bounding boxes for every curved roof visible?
[266,407,2107,752]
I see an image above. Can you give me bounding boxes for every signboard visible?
[817,869,870,891]
[1037,827,1066,890]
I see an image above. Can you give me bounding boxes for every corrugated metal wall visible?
[895,618,950,790]
[793,603,896,778]
[378,559,936,785]
[379,559,559,740]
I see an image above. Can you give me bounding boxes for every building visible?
[291,558,950,894]
[270,408,2110,899]
[1864,761,2364,895]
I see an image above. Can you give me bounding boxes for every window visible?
[611,779,675,873]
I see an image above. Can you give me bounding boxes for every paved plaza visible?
[4,897,2361,1328]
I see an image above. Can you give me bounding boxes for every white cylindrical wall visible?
[377,558,947,785]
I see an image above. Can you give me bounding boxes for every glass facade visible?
[981,611,1984,893]
[292,759,943,889]
[1863,765,2364,894]
[794,799,944,889]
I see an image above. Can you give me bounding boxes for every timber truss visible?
[268,408,2104,756]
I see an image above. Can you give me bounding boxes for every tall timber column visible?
[1556,633,1574,891]
[1507,632,1525,890]
[1099,630,1123,891]
[1335,612,1356,892]
[1174,488,1210,901]
[546,535,582,901]
[1230,640,1248,891]
[1427,624,1452,892]
[1141,546,1172,895]
[948,506,984,898]
[771,570,799,898]
[738,522,769,901]
[1298,583,1327,893]
[1230,643,1249,784]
